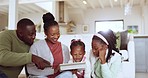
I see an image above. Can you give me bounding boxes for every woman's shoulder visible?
[61,43,68,48]
[32,40,46,46]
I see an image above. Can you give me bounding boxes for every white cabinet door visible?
[134,38,147,72]
[145,38,148,72]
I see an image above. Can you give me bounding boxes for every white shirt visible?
[90,50,122,78]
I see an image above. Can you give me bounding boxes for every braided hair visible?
[42,12,58,32]
[70,39,85,53]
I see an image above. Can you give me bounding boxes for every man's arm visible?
[0,31,32,66]
[0,49,32,66]
[0,31,51,69]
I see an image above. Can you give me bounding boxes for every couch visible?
[19,32,135,78]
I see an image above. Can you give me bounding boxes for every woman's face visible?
[91,40,104,57]
[45,25,60,44]
[71,46,85,62]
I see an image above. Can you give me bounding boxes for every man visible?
[0,18,51,78]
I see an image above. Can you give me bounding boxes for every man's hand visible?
[32,54,51,70]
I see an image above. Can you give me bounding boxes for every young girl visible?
[90,29,122,78]
[69,39,91,78]
[26,12,70,78]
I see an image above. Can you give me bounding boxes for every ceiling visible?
[65,0,148,9]
[0,0,148,16]
[0,0,49,16]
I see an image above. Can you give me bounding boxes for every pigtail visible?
[70,39,85,52]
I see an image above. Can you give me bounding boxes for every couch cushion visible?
[115,32,121,50]
[115,30,128,50]
[120,30,128,50]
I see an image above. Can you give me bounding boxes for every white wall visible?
[17,5,148,35]
[1,4,148,35]
[19,13,43,24]
[18,13,46,33]
[0,15,8,30]
[67,6,145,34]
[143,6,148,34]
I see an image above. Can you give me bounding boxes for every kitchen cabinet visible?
[134,35,148,72]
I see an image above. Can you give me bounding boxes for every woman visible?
[90,29,122,78]
[27,12,70,78]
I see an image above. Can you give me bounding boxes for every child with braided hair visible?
[68,39,91,78]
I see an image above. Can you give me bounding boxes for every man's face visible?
[21,25,36,46]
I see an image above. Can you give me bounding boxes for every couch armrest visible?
[126,35,135,78]
[127,35,135,63]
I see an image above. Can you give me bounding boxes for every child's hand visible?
[99,45,107,64]
[71,69,77,74]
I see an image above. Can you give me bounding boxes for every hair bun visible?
[42,12,55,23]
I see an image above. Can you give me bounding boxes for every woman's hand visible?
[54,65,60,73]
[99,45,107,64]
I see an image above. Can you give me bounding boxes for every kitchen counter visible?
[134,34,148,38]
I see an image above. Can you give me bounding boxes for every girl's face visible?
[45,25,60,44]
[91,40,105,57]
[71,46,85,62]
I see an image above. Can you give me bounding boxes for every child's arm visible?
[101,53,121,78]
[71,69,78,74]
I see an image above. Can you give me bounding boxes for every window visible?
[95,20,124,33]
